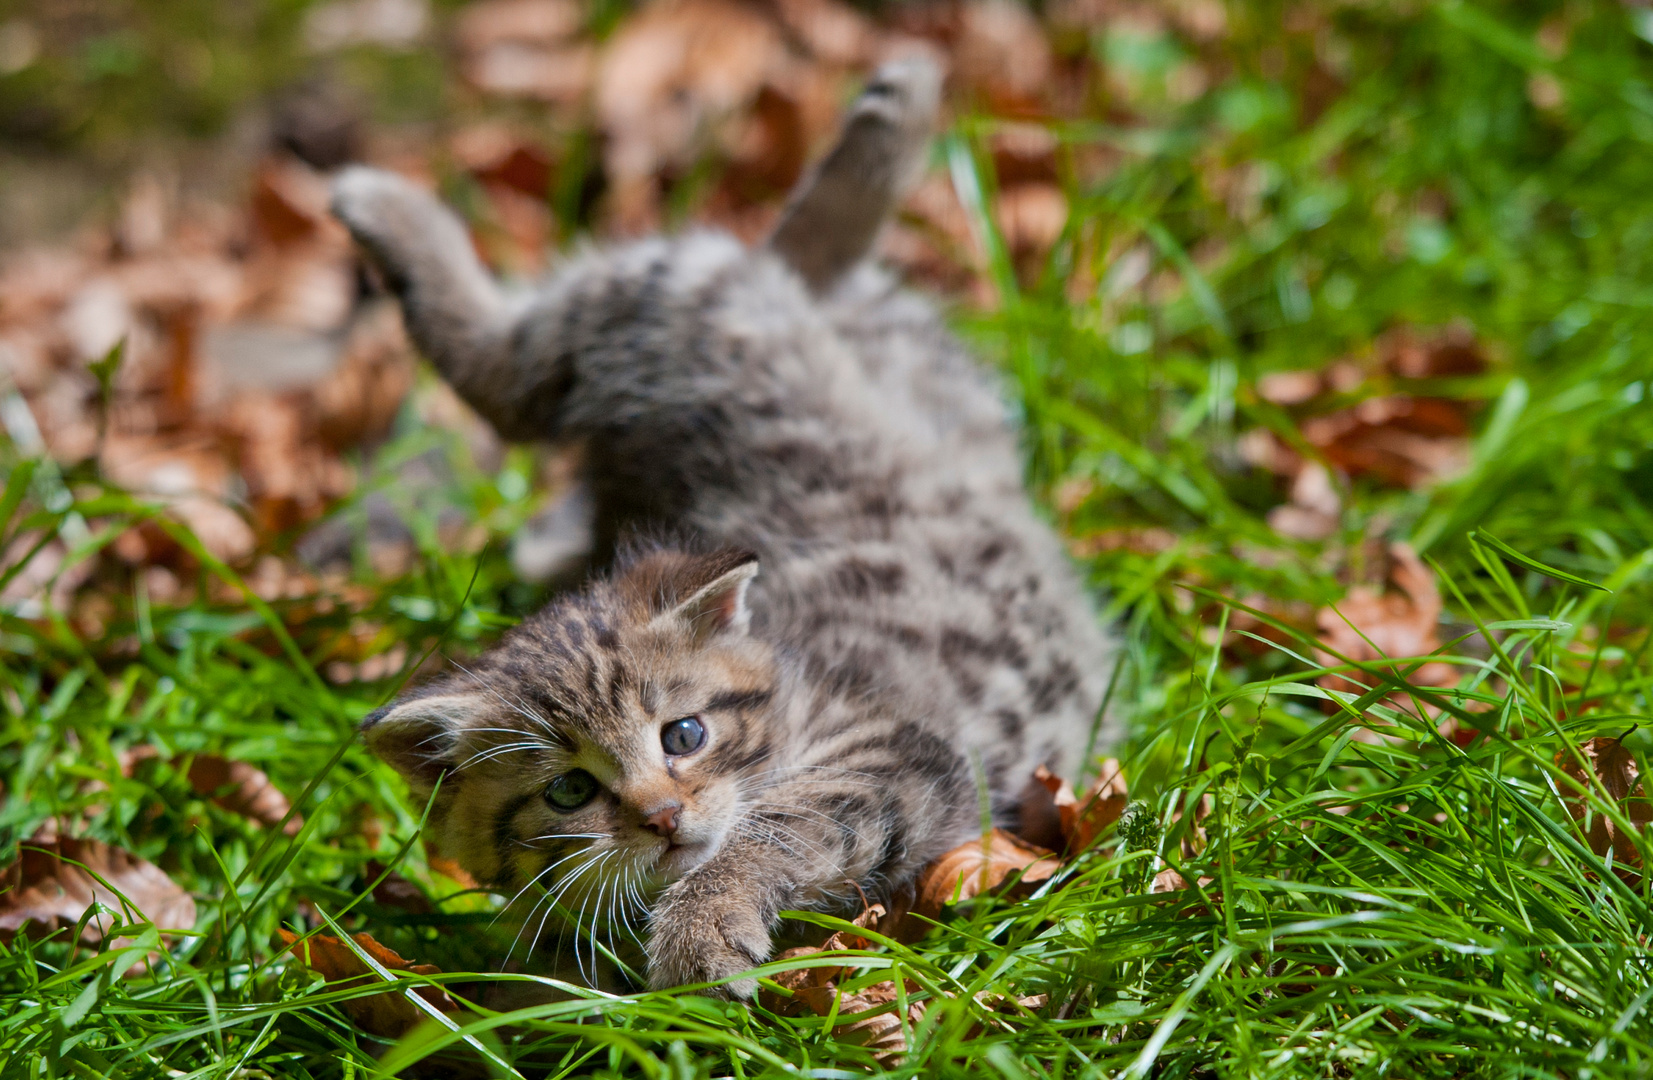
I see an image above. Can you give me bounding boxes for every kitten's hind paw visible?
[766,54,943,293]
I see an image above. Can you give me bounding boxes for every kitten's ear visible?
[361,692,487,790]
[644,550,760,642]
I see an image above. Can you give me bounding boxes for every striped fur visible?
[341,58,1116,997]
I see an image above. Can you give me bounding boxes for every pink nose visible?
[643,803,682,838]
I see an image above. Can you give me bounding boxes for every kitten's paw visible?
[645,885,773,999]
[330,167,476,295]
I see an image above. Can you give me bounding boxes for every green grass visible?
[6,1,1653,1076]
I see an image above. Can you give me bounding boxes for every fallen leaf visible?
[1314,542,1459,725]
[953,0,1053,111]
[363,860,434,915]
[279,928,456,1038]
[0,837,197,944]
[1256,369,1323,406]
[1557,737,1651,877]
[761,902,1046,1061]
[760,904,925,1062]
[771,0,874,66]
[456,0,582,53]
[1069,760,1130,853]
[1380,324,1488,380]
[187,755,302,835]
[991,123,1060,187]
[1267,461,1341,542]
[996,183,1068,261]
[1018,765,1075,851]
[451,0,592,105]
[596,0,789,232]
[914,829,1059,919]
[1150,868,1214,894]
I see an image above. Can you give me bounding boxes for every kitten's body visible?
[339,60,1114,996]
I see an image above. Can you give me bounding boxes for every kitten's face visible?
[364,550,777,900]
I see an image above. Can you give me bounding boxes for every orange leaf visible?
[278,928,456,1038]
[914,829,1059,920]
[1069,759,1130,852]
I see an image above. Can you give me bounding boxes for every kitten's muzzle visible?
[643,802,683,839]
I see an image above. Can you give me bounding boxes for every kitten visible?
[334,58,1116,998]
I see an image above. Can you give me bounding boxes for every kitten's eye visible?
[544,769,598,811]
[661,716,706,756]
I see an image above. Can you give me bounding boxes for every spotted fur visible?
[338,58,1116,998]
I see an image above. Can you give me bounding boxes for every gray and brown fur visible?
[337,58,1115,998]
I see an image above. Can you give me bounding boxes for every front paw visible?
[645,880,773,998]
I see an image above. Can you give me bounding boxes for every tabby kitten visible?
[336,58,1115,998]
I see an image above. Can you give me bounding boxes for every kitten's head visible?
[363,547,778,899]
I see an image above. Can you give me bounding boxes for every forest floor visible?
[3,0,1653,1076]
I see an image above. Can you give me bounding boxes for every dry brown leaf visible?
[762,902,1047,1061]
[1267,461,1341,542]
[996,183,1068,260]
[187,755,302,835]
[450,125,554,198]
[1302,396,1472,489]
[596,0,789,232]
[1150,868,1214,894]
[279,928,456,1038]
[1314,542,1457,705]
[455,0,580,53]
[914,829,1059,919]
[1257,369,1323,406]
[1380,325,1488,380]
[0,837,197,945]
[1019,764,1076,851]
[953,0,1052,110]
[1069,759,1130,852]
[1557,737,1651,876]
[760,904,925,1062]
[363,860,434,915]
[771,0,874,66]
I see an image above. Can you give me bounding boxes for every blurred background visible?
[5,6,1653,1069]
[5,0,1653,789]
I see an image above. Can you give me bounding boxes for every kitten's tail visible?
[331,167,527,437]
[766,55,943,294]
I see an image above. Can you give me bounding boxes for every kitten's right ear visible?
[361,692,487,790]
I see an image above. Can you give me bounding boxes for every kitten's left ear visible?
[361,691,488,792]
[650,551,760,642]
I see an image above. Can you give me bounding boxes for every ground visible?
[2,0,1653,1076]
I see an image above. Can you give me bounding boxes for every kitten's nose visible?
[643,803,682,838]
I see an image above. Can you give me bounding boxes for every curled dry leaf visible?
[1557,737,1651,876]
[1022,761,1129,855]
[187,755,302,835]
[279,928,455,1038]
[914,828,1059,919]
[363,860,434,915]
[1070,760,1130,853]
[0,837,197,944]
[761,902,1047,1063]
[1314,542,1459,717]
